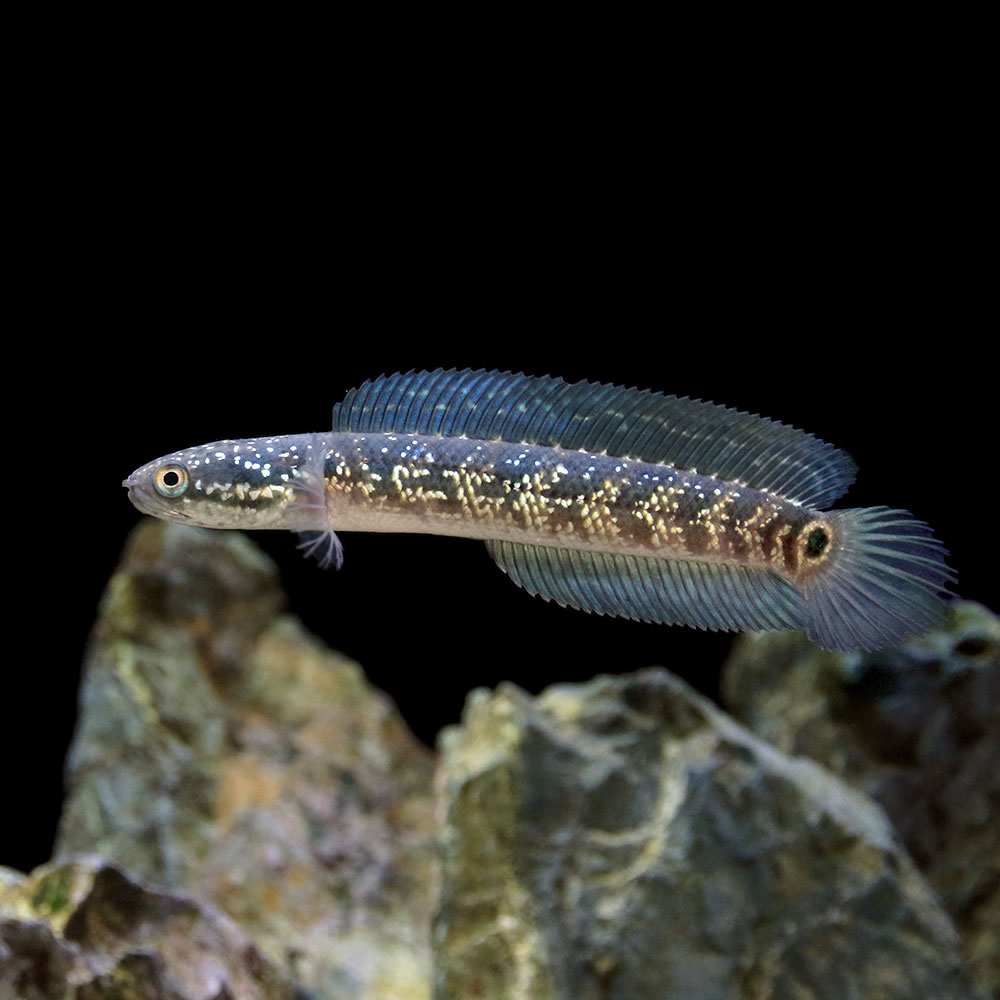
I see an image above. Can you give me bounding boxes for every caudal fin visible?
[801,507,955,650]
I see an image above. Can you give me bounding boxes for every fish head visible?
[123,436,329,531]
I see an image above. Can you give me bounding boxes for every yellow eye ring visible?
[154,463,189,498]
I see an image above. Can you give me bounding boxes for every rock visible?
[434,669,979,1000]
[0,856,304,999]
[55,521,435,1000]
[722,602,1000,998]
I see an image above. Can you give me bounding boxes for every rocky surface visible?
[53,521,436,1000]
[434,668,978,1000]
[722,602,1000,998]
[7,520,990,999]
[0,856,304,999]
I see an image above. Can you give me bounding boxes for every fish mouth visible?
[122,475,145,510]
[124,484,152,514]
[124,479,193,520]
[123,478,155,515]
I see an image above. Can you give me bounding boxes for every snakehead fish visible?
[123,369,953,650]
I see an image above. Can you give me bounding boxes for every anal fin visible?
[485,540,806,634]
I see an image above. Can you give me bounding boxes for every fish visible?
[123,368,954,650]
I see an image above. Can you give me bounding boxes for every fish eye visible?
[154,463,189,498]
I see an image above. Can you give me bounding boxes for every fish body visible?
[128,432,813,568]
[124,369,954,650]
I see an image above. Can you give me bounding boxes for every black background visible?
[5,37,994,875]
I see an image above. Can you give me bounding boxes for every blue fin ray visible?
[799,507,955,650]
[484,541,807,634]
[334,369,856,508]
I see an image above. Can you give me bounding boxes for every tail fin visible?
[801,507,955,650]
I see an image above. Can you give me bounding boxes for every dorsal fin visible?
[333,368,856,507]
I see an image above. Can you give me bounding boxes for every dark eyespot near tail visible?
[806,527,829,558]
[799,507,955,651]
[154,463,189,498]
